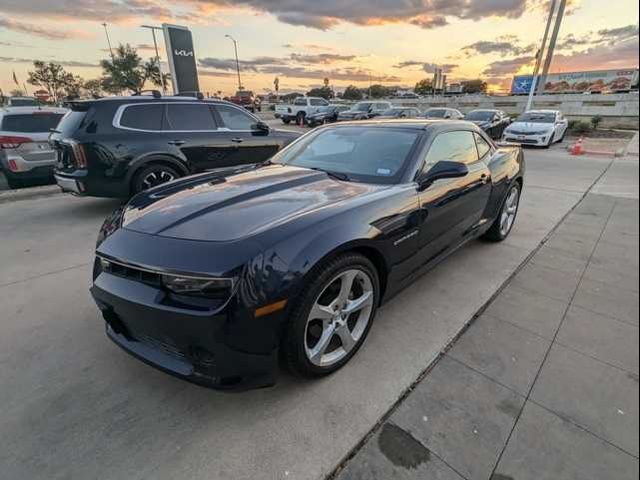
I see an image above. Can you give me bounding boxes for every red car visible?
[226,90,261,113]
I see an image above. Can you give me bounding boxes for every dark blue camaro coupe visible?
[91,119,525,389]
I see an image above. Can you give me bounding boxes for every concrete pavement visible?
[333,160,639,479]
[0,146,627,480]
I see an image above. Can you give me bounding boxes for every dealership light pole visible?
[225,34,243,91]
[102,22,115,60]
[537,0,567,95]
[526,0,557,111]
[141,24,167,94]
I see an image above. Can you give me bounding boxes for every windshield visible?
[352,103,372,112]
[465,111,494,121]
[272,126,420,184]
[424,109,447,118]
[516,112,555,123]
[1,113,64,133]
[382,108,403,115]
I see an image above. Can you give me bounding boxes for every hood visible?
[121,165,384,242]
[507,121,554,133]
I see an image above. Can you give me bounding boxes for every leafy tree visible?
[368,84,391,98]
[461,79,488,94]
[306,85,333,99]
[342,85,363,101]
[414,78,433,96]
[100,44,162,95]
[281,92,303,101]
[590,115,603,130]
[83,78,104,98]
[27,61,79,103]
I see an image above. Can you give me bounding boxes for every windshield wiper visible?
[307,167,351,181]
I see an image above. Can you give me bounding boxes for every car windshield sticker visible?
[377,168,392,175]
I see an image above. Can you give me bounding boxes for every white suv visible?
[0,106,68,188]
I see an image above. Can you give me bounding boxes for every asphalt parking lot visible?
[0,143,636,479]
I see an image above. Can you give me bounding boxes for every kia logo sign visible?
[163,24,199,94]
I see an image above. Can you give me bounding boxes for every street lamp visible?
[225,34,243,91]
[102,22,114,60]
[141,24,167,94]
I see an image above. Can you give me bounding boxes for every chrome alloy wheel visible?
[304,269,374,367]
[499,186,520,237]
[142,170,175,189]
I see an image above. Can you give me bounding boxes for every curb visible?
[0,185,65,205]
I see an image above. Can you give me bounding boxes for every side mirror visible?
[418,161,469,189]
[252,121,270,133]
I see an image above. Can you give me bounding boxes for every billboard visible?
[511,69,639,94]
[162,24,199,95]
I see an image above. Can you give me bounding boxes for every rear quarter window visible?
[119,104,164,130]
[1,113,64,133]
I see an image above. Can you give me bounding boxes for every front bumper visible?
[502,132,552,146]
[90,265,282,390]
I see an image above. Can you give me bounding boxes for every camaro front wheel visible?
[283,253,379,377]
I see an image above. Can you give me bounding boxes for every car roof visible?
[323,118,477,131]
[525,109,559,114]
[0,106,68,115]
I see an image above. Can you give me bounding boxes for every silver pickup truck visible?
[274,96,330,124]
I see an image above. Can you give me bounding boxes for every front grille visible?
[99,257,162,287]
[136,333,187,361]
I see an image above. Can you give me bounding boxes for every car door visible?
[162,102,224,172]
[211,103,281,166]
[415,129,492,265]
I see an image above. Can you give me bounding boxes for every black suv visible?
[52,94,300,198]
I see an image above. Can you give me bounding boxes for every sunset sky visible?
[0,0,638,96]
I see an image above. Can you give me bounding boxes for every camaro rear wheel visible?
[482,183,520,242]
[283,253,379,377]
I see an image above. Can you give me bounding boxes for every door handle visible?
[168,140,185,146]
[231,137,244,144]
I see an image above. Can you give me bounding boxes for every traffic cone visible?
[571,136,584,155]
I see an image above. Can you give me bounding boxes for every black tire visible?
[132,164,181,195]
[282,118,291,125]
[282,253,380,378]
[482,182,521,242]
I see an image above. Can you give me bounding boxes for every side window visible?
[309,98,325,106]
[165,104,217,131]
[423,131,479,172]
[474,132,492,159]
[214,105,256,130]
[119,104,163,130]
[294,98,307,106]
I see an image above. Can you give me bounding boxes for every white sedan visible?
[502,110,569,147]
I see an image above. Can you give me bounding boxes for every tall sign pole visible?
[162,24,200,95]
[526,0,557,111]
[141,25,166,94]
[537,0,567,95]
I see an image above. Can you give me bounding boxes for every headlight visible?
[96,205,124,247]
[162,274,233,299]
